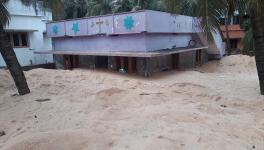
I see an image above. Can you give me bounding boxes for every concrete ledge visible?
[34,46,208,58]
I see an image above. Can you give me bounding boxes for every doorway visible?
[171,54,179,69]
[64,55,79,70]
[196,50,202,66]
[95,56,109,69]
[115,57,137,73]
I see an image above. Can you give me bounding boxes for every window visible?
[8,32,29,48]
[12,33,20,47]
[20,33,28,46]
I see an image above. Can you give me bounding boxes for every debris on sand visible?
[220,105,227,108]
[0,131,6,137]
[35,98,51,103]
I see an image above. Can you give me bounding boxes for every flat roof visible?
[4,29,38,32]
[47,10,183,24]
[34,46,208,58]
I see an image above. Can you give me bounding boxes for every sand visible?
[0,55,264,150]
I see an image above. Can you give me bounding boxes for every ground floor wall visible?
[223,38,243,54]
[0,49,53,67]
[54,49,208,76]
[53,33,192,52]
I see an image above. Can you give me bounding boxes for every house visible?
[37,10,224,76]
[219,12,246,53]
[0,0,53,67]
[220,25,245,52]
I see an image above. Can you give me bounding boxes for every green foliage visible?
[1,0,64,26]
[242,19,255,55]
[18,0,64,20]
[84,0,166,17]
[85,0,113,16]
[177,0,226,41]
[163,0,187,14]
[111,0,134,13]
[64,0,87,19]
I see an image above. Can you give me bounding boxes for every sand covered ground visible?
[0,55,264,150]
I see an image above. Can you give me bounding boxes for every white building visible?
[0,0,53,67]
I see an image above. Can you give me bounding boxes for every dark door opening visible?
[119,57,128,72]
[95,56,108,69]
[230,39,238,49]
[64,55,79,70]
[171,54,179,69]
[116,56,121,71]
[196,50,202,66]
[115,57,137,73]
[128,57,137,73]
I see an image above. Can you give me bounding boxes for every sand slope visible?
[0,55,264,150]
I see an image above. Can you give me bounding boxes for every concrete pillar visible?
[128,57,133,73]
[120,57,125,69]
[143,58,153,77]
[54,55,65,69]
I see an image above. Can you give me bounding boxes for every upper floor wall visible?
[220,25,245,39]
[4,0,52,32]
[46,10,202,38]
[5,0,52,20]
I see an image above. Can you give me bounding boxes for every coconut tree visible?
[111,0,134,13]
[84,0,165,16]
[85,0,114,16]
[242,19,254,55]
[248,0,264,94]
[223,0,236,55]
[64,0,87,19]
[133,0,165,11]
[0,0,63,95]
[172,0,225,40]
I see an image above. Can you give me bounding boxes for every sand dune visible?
[0,55,264,150]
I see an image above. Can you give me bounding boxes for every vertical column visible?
[72,55,77,68]
[64,55,70,70]
[120,57,125,69]
[128,57,133,73]
[144,57,152,77]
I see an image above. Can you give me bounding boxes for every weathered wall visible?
[54,55,64,69]
[54,50,208,76]
[53,33,192,52]
[79,56,96,69]
[145,34,192,51]
[53,34,147,52]
[178,51,196,69]
[136,56,172,76]
[201,49,208,64]
[136,58,150,76]
[47,10,201,38]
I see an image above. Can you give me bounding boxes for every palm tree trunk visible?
[250,11,264,95]
[0,25,30,95]
[225,14,231,55]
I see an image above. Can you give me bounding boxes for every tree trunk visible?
[250,11,264,95]
[225,14,232,55]
[0,26,30,95]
